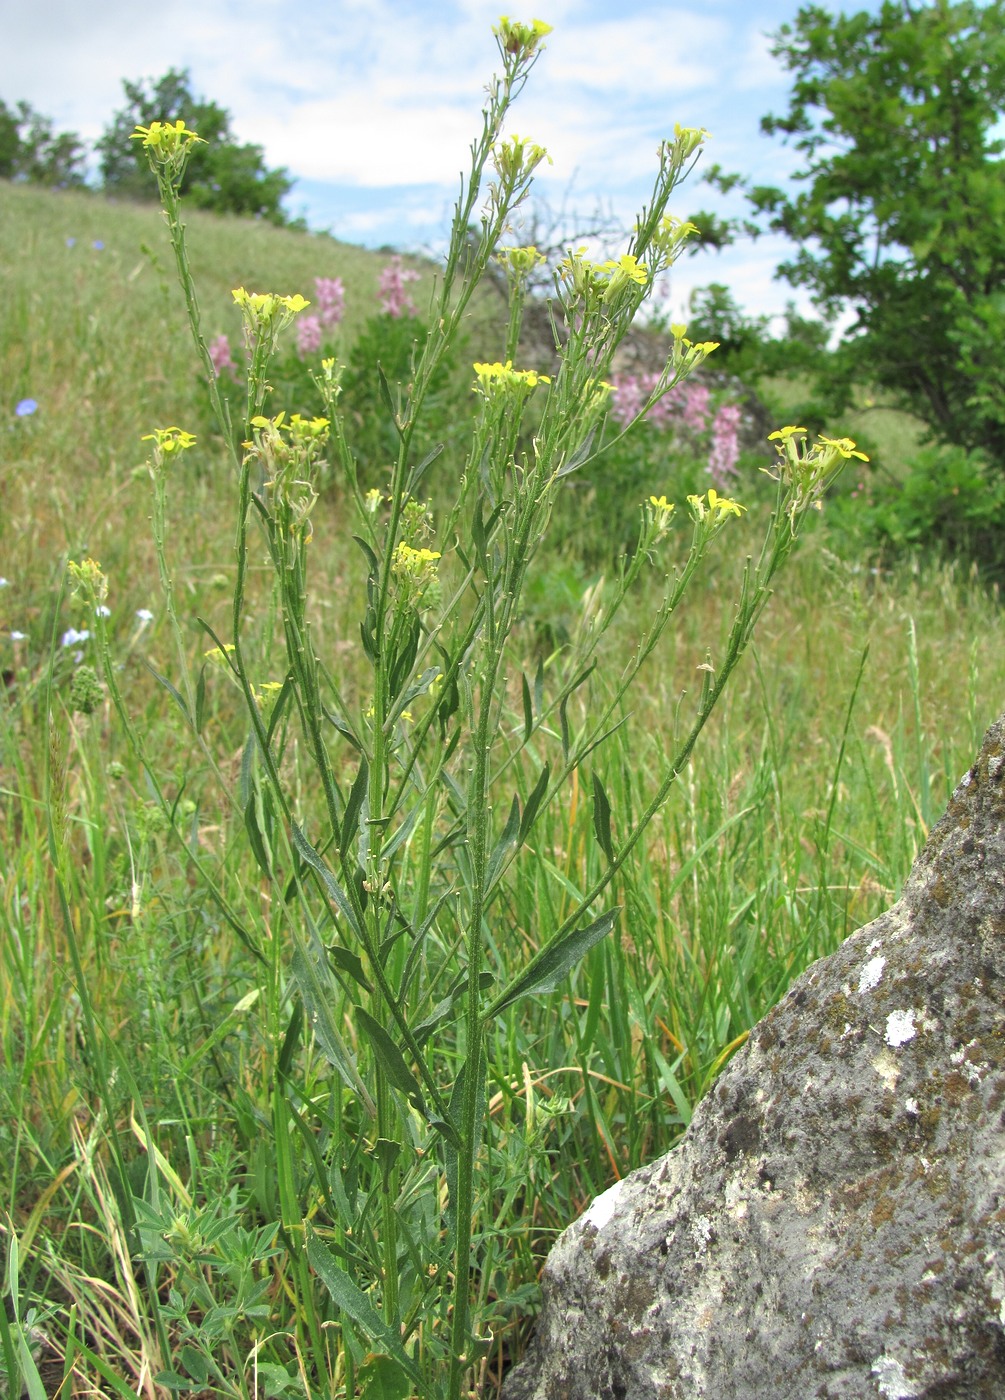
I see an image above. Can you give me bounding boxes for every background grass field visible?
[2,180,1003,1397]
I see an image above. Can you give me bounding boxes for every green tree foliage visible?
[96,68,297,225]
[0,98,87,186]
[714,0,1005,461]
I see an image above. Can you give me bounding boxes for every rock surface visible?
[504,713,1005,1399]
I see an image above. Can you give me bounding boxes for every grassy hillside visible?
[2,181,1004,1398]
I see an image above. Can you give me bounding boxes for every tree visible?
[0,99,87,186]
[96,69,297,225]
[709,0,1005,462]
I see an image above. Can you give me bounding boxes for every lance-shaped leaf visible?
[521,671,534,741]
[591,772,615,864]
[519,764,550,846]
[485,791,521,890]
[355,1006,426,1116]
[292,823,364,940]
[340,755,369,865]
[306,1231,422,1384]
[291,937,374,1114]
[484,907,621,1019]
[328,944,374,994]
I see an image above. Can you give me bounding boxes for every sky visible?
[1,0,844,327]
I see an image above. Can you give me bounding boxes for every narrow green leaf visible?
[340,755,370,865]
[292,824,363,939]
[291,928,373,1114]
[375,362,403,436]
[405,441,445,497]
[194,665,207,734]
[521,671,533,741]
[140,658,191,727]
[306,1230,422,1383]
[518,763,550,846]
[245,794,272,877]
[355,1006,426,1115]
[556,426,597,477]
[194,616,237,672]
[266,672,295,744]
[486,791,521,889]
[328,944,374,994]
[352,534,380,578]
[592,772,615,864]
[412,972,494,1047]
[486,907,621,1018]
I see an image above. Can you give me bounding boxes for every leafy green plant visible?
[827,443,1005,580]
[67,19,864,1400]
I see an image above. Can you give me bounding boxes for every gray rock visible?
[504,713,1005,1399]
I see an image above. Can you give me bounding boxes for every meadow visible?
[2,112,1004,1399]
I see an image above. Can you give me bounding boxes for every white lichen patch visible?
[583,1177,625,1232]
[872,1353,921,1398]
[859,955,886,994]
[691,1215,713,1253]
[871,1048,901,1093]
[951,1042,984,1084]
[904,1097,919,1116]
[885,1009,917,1047]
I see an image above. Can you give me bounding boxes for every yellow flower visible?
[816,435,869,462]
[130,120,205,154]
[648,494,675,534]
[493,134,551,185]
[495,245,547,277]
[364,488,384,515]
[142,426,196,455]
[707,488,745,518]
[688,489,745,523]
[472,360,551,399]
[68,557,109,604]
[768,426,808,442]
[493,17,554,58]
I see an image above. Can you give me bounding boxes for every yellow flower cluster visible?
[249,411,329,448]
[766,427,869,524]
[392,542,442,598]
[493,134,551,186]
[473,360,551,400]
[493,16,553,58]
[558,248,650,307]
[130,120,205,157]
[232,287,309,323]
[68,556,109,604]
[495,245,547,279]
[649,214,701,264]
[142,426,197,457]
[687,488,746,523]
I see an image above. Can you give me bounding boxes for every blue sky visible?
[3,0,849,325]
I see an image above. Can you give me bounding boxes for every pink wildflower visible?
[208,334,238,380]
[379,255,420,318]
[708,404,742,486]
[609,374,646,426]
[315,276,345,329]
[296,314,323,358]
[678,383,711,433]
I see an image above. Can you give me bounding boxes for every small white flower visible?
[96,605,111,618]
[61,627,91,647]
[135,608,154,622]
[0,577,9,588]
[9,630,26,641]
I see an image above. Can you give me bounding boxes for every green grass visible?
[2,181,1004,1398]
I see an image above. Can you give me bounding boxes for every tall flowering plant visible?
[111,20,861,1399]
